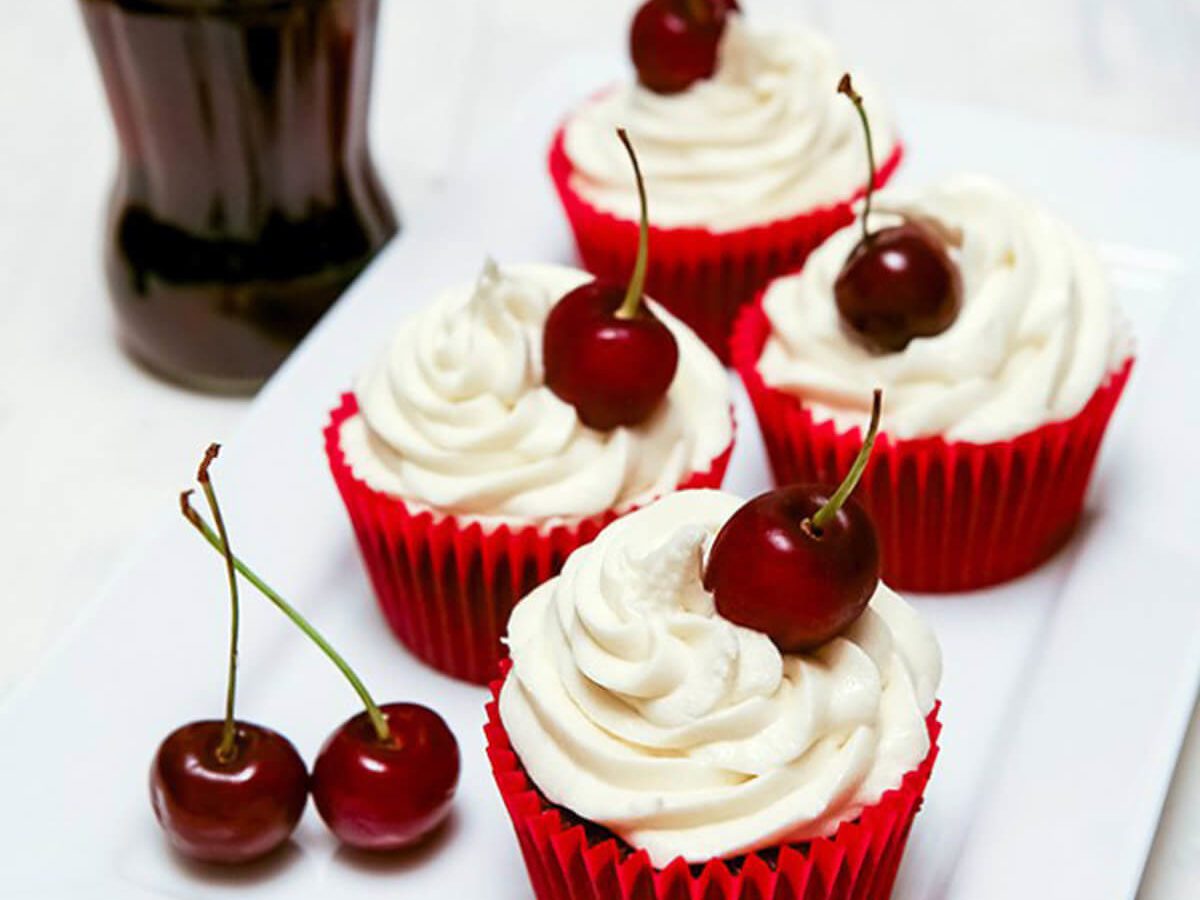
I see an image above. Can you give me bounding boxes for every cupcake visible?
[551,4,902,362]
[487,488,943,900]
[734,168,1134,591]
[326,259,734,684]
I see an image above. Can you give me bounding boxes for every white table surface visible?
[3,1,1197,896]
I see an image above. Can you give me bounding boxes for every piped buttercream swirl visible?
[759,174,1127,442]
[499,489,941,865]
[340,263,732,520]
[564,16,898,232]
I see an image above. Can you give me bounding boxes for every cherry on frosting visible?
[704,391,884,652]
[543,128,678,430]
[833,74,962,353]
[630,0,739,95]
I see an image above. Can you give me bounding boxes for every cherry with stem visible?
[180,493,461,852]
[149,445,308,866]
[543,127,679,430]
[705,391,884,652]
[833,74,962,354]
[631,0,738,95]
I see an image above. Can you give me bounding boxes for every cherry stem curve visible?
[809,389,883,534]
[195,444,241,764]
[617,127,650,320]
[179,492,392,745]
[838,73,876,243]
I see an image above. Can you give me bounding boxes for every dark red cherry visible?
[834,73,962,353]
[311,704,461,852]
[705,391,883,652]
[705,487,880,652]
[835,222,963,353]
[544,129,678,430]
[631,0,738,95]
[154,447,308,865]
[544,280,679,430]
[150,721,308,864]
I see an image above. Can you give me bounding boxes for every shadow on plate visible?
[168,839,305,885]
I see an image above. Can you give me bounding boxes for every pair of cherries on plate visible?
[151,447,459,865]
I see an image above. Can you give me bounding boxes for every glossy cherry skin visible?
[630,0,738,94]
[311,703,460,852]
[834,222,963,354]
[149,720,309,865]
[704,486,881,652]
[543,280,679,430]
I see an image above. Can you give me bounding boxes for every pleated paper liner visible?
[325,394,734,684]
[549,125,904,364]
[486,663,942,900]
[732,298,1135,592]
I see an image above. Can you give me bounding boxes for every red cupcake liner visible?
[486,662,941,900]
[549,125,903,364]
[732,297,1135,592]
[324,395,733,684]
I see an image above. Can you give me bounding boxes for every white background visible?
[1,0,1197,895]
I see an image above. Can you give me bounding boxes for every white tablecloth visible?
[3,2,1197,896]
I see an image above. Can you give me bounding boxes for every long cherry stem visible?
[196,445,241,764]
[838,73,876,243]
[180,492,392,744]
[809,389,883,534]
[616,128,651,320]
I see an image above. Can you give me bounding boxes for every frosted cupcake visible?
[734,161,1133,589]
[487,488,942,900]
[328,134,734,682]
[326,256,733,683]
[551,4,902,362]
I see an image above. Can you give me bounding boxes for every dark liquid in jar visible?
[81,0,397,392]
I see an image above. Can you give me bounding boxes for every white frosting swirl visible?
[563,16,898,232]
[759,174,1129,442]
[499,489,941,866]
[340,263,732,522]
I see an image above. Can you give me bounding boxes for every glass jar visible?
[80,0,397,393]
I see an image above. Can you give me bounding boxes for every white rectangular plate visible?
[3,64,1199,899]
